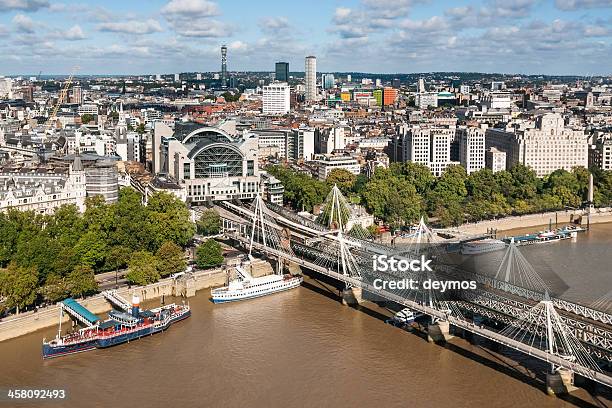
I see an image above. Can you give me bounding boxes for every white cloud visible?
[334,7,351,20]
[12,14,34,33]
[0,0,49,12]
[258,16,290,34]
[98,19,163,35]
[555,0,612,10]
[63,24,85,40]
[161,0,219,17]
[162,0,231,38]
[171,19,230,37]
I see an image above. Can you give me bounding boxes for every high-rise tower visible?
[221,45,228,88]
[305,56,316,102]
[275,62,289,82]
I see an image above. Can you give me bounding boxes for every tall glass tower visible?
[275,62,289,82]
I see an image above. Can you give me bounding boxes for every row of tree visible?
[0,188,196,313]
[267,163,612,228]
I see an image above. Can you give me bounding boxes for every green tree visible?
[40,273,69,303]
[107,188,148,250]
[0,263,39,313]
[126,251,160,286]
[395,162,435,195]
[510,164,539,200]
[136,123,146,135]
[156,242,186,277]
[146,192,195,250]
[426,165,467,216]
[104,245,130,286]
[67,265,99,297]
[466,168,500,199]
[195,240,224,269]
[80,113,94,124]
[361,168,422,226]
[197,209,220,236]
[74,230,108,269]
[326,168,356,195]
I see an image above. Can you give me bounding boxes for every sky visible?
[0,0,612,76]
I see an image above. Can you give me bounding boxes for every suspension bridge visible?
[199,186,612,393]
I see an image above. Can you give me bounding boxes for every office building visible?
[485,113,588,176]
[305,56,317,102]
[322,74,335,90]
[383,87,398,106]
[390,125,457,176]
[314,155,360,180]
[589,135,612,171]
[72,85,83,104]
[485,147,507,173]
[275,62,289,82]
[458,126,485,174]
[416,92,438,108]
[262,82,290,115]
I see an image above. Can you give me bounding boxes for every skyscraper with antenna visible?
[221,45,228,88]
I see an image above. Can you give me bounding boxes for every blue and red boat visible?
[42,293,190,359]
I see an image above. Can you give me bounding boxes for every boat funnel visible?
[131,295,140,317]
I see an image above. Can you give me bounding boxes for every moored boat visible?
[42,295,190,359]
[211,265,302,303]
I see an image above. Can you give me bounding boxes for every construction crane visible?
[45,65,79,134]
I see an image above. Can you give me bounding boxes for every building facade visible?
[485,147,507,173]
[0,156,86,214]
[485,113,588,176]
[262,82,290,115]
[305,56,317,102]
[458,126,486,174]
[314,155,360,180]
[154,123,283,203]
[275,62,289,82]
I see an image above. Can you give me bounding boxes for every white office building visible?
[305,56,317,102]
[485,147,507,173]
[262,82,290,114]
[485,113,588,176]
[458,126,486,174]
[391,125,457,176]
[314,155,360,180]
[416,92,438,108]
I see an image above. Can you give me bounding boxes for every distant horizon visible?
[5,71,609,79]
[0,0,611,76]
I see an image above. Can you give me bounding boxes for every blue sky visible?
[0,0,611,75]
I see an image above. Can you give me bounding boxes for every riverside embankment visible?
[455,207,612,235]
[0,260,274,342]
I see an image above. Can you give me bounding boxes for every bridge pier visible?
[341,287,363,306]
[546,368,577,395]
[427,320,454,343]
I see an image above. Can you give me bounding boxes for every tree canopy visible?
[0,188,195,312]
[196,240,224,269]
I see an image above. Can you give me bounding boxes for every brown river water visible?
[1,224,612,408]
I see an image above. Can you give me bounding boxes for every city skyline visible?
[0,0,612,76]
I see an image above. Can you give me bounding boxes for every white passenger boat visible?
[211,265,302,303]
[460,238,506,255]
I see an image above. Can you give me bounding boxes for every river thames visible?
[1,224,611,407]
